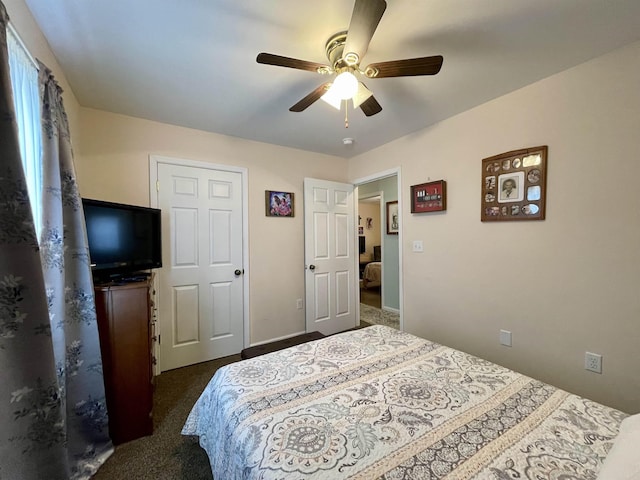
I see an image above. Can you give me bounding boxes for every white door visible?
[304,178,357,335]
[156,161,245,371]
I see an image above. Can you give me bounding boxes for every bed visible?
[362,261,382,289]
[182,325,631,479]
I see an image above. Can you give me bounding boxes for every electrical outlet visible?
[585,352,602,374]
[412,240,424,252]
[296,299,303,310]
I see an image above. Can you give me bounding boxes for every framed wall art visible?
[411,180,447,213]
[481,146,547,222]
[386,201,399,235]
[265,190,294,217]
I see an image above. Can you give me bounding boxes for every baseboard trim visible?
[382,306,400,314]
[249,330,307,348]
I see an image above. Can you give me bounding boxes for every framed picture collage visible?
[481,146,548,222]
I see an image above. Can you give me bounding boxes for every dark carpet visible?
[94,355,240,480]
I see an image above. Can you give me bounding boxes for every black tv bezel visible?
[82,198,162,281]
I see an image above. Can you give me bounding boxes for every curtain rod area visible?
[7,21,39,70]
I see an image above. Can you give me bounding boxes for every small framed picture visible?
[265,190,294,217]
[410,180,447,213]
[386,201,399,235]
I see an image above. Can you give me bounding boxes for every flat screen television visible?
[82,198,162,281]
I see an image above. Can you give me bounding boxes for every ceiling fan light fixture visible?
[320,85,343,110]
[256,0,443,119]
[329,71,358,100]
[321,70,359,109]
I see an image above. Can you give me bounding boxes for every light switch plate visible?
[500,329,512,347]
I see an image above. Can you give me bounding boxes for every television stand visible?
[94,271,151,285]
[94,279,153,444]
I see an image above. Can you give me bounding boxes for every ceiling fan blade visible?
[364,55,443,78]
[343,0,387,64]
[257,53,330,73]
[289,83,332,112]
[352,82,373,109]
[359,95,382,117]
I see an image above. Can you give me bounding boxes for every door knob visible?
[234,269,243,276]
[309,264,316,270]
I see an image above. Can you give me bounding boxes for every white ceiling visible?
[23,0,640,159]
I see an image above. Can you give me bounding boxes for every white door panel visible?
[156,162,244,371]
[304,178,356,335]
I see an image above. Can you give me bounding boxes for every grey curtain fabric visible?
[0,4,113,478]
[0,5,68,478]
[38,61,114,477]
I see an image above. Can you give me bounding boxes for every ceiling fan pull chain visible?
[344,100,349,128]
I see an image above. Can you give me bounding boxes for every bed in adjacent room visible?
[182,325,631,479]
[362,260,382,289]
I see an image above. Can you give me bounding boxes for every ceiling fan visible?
[256,0,443,122]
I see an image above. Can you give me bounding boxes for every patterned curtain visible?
[0,4,113,478]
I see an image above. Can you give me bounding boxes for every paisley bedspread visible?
[182,325,626,479]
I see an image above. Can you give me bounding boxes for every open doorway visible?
[354,169,402,331]
[358,194,382,308]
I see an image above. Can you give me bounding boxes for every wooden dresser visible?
[94,280,153,444]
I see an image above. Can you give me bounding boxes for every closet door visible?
[155,159,245,371]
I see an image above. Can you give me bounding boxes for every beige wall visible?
[75,108,349,344]
[349,41,640,413]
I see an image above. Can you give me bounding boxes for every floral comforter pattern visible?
[182,325,625,479]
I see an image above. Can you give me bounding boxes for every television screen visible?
[82,198,162,280]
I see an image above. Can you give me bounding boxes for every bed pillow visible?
[597,413,640,480]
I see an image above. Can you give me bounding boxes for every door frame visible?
[352,167,403,331]
[149,154,250,373]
